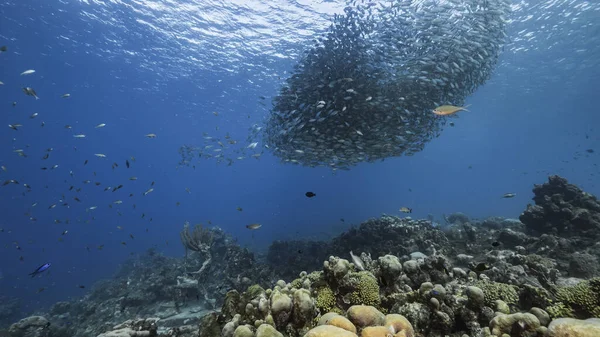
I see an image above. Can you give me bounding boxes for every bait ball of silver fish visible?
[263,0,511,170]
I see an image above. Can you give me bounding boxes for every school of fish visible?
[257,0,511,170]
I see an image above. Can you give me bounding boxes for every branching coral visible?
[346,272,381,307]
[546,278,600,319]
[315,286,336,314]
[475,281,519,307]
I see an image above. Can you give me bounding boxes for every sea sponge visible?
[315,287,336,314]
[475,281,519,306]
[347,305,385,328]
[347,272,381,307]
[546,278,600,319]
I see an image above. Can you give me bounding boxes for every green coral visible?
[243,284,265,303]
[546,278,600,319]
[307,271,324,283]
[221,290,242,320]
[525,254,555,269]
[347,271,381,307]
[290,278,303,289]
[475,281,519,306]
[546,302,574,318]
[315,286,336,313]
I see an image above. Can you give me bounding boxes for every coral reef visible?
[520,175,600,238]
[5,175,600,337]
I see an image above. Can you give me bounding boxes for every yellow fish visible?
[399,207,412,214]
[432,104,470,116]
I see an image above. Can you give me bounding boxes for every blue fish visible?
[29,263,51,278]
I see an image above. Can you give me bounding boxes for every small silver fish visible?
[349,251,365,271]
[502,193,516,198]
[20,69,35,76]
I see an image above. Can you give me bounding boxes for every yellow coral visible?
[348,272,381,307]
[290,278,303,289]
[475,281,519,307]
[315,286,336,313]
[546,302,574,318]
[548,278,600,319]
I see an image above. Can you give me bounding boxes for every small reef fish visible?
[305,191,316,198]
[29,263,51,277]
[73,134,86,138]
[8,124,22,131]
[432,104,470,116]
[61,93,70,98]
[145,133,157,138]
[502,193,516,198]
[20,69,35,76]
[246,223,261,230]
[472,262,491,274]
[0,46,7,52]
[349,251,365,271]
[399,207,412,213]
[143,188,154,196]
[247,142,258,149]
[94,154,106,158]
[95,123,106,128]
[22,87,39,99]
[29,113,38,119]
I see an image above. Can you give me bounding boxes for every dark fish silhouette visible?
[305,192,316,198]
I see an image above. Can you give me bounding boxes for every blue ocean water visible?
[0,0,599,319]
